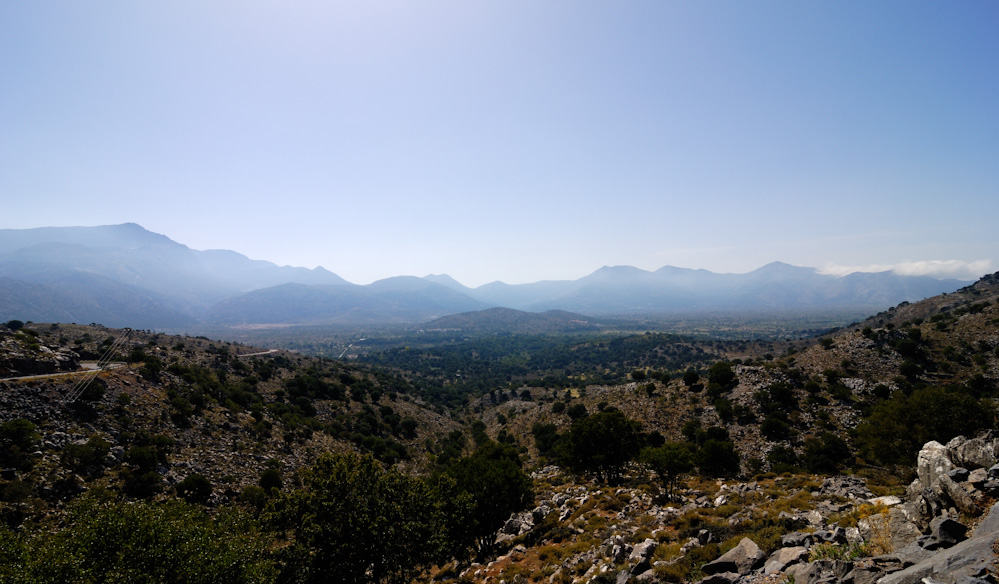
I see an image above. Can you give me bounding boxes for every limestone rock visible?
[628,538,658,563]
[937,473,982,517]
[701,537,765,576]
[785,559,852,584]
[763,546,809,574]
[929,516,969,549]
[699,572,740,584]
[877,532,999,584]
[918,441,955,488]
[782,531,814,548]
[951,434,998,470]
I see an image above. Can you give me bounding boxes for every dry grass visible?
[853,503,894,555]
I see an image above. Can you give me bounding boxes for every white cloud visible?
[819,260,994,280]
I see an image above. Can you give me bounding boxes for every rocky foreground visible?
[457,434,999,584]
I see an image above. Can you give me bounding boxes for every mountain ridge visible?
[0,224,974,329]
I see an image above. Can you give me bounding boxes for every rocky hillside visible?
[447,435,999,584]
[0,271,996,584]
[445,272,999,583]
[0,323,462,519]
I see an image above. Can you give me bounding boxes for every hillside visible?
[0,272,997,583]
[0,324,463,503]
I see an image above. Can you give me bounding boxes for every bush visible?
[259,468,283,493]
[566,403,588,420]
[61,436,111,476]
[176,474,213,505]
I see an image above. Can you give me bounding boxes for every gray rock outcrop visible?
[701,537,765,577]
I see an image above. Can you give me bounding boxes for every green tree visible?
[760,416,793,441]
[561,410,642,484]
[0,419,40,471]
[531,422,561,459]
[259,468,283,493]
[696,440,740,478]
[271,452,450,584]
[566,403,588,420]
[15,496,273,584]
[802,433,852,474]
[444,441,533,558]
[767,445,800,474]
[122,446,164,498]
[708,362,736,388]
[641,443,694,502]
[856,386,993,467]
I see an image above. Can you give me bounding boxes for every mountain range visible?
[0,223,972,330]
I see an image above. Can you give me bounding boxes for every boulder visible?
[937,473,982,517]
[784,559,852,584]
[918,441,955,488]
[628,538,658,563]
[698,573,739,584]
[973,501,999,536]
[500,511,534,535]
[951,434,998,470]
[701,537,765,576]
[531,503,552,522]
[877,532,999,584]
[947,467,971,482]
[878,501,999,584]
[926,516,968,550]
[883,505,923,551]
[819,475,875,500]
[763,546,809,574]
[968,467,989,488]
[868,495,903,507]
[697,529,714,545]
[782,531,814,548]
[814,526,848,544]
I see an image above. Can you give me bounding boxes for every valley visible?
[0,270,997,583]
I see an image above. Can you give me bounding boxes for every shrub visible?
[176,474,213,505]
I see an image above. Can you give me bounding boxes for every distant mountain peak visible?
[422,274,468,291]
[751,261,817,275]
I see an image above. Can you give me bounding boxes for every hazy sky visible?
[2,2,996,287]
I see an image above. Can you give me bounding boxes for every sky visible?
[1,2,997,287]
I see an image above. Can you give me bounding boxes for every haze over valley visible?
[0,223,973,334]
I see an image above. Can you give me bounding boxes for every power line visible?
[62,328,133,404]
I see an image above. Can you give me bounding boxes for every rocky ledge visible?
[465,434,999,584]
[705,433,999,584]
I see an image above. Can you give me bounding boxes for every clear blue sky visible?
[2,1,996,286]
